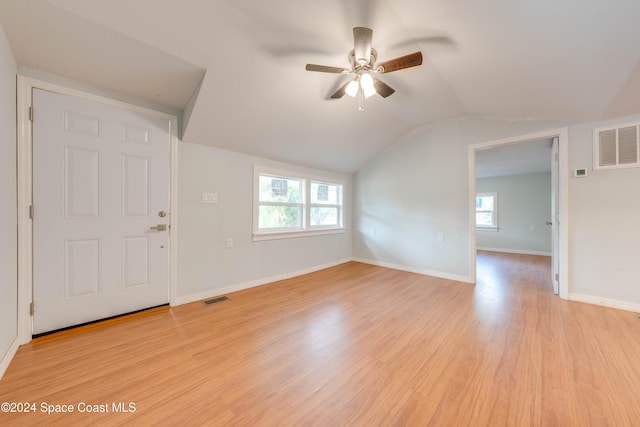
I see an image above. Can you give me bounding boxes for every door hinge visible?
[30,302,34,316]
[29,106,33,121]
[29,205,34,220]
[555,273,559,281]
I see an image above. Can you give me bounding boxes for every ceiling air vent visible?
[594,122,640,170]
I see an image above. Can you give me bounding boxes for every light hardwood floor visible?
[1,252,640,426]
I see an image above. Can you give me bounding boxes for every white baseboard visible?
[568,293,640,313]
[477,247,552,257]
[174,258,352,306]
[0,337,20,380]
[351,257,473,284]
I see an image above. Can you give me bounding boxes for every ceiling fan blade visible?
[306,64,349,73]
[372,78,395,98]
[353,27,373,65]
[377,51,423,73]
[330,80,351,99]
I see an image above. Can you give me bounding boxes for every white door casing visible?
[468,128,569,299]
[551,137,560,295]
[32,88,171,334]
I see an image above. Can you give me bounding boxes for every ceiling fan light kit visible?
[306,27,423,111]
[345,79,359,97]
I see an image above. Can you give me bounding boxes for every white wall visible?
[569,115,640,306]
[177,142,352,302]
[476,173,552,255]
[354,114,640,308]
[353,116,564,282]
[0,24,18,374]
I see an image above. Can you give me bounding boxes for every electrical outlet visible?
[202,192,218,204]
[437,233,445,242]
[226,237,233,248]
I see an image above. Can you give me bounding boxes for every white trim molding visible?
[16,75,180,342]
[569,293,640,313]
[174,259,352,306]
[351,257,473,284]
[0,337,19,380]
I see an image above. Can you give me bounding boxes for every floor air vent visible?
[202,296,229,306]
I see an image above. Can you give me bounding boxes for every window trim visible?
[253,166,345,241]
[476,192,498,231]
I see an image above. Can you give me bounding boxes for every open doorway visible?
[468,129,568,298]
[475,138,555,291]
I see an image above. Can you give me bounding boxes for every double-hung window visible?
[254,167,344,240]
[310,181,342,228]
[257,174,303,231]
[476,192,498,231]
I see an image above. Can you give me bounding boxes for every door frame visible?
[17,76,180,343]
[468,127,569,299]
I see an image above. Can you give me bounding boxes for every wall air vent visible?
[594,122,640,170]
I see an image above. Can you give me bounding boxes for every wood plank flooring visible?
[1,252,640,426]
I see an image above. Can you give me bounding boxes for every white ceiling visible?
[476,138,553,179]
[2,0,640,173]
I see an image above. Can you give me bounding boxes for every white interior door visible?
[32,89,170,334]
[551,137,560,295]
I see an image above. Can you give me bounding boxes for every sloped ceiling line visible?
[1,0,639,173]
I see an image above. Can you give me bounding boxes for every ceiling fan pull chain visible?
[358,87,364,111]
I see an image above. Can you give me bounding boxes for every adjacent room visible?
[1,0,640,425]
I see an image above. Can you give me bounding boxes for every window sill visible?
[253,228,346,242]
[476,227,498,232]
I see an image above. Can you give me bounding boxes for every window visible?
[254,167,344,240]
[257,174,303,231]
[310,181,341,228]
[476,192,497,230]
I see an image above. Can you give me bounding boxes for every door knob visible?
[545,221,553,226]
[150,224,167,231]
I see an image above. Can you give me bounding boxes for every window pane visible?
[476,212,494,227]
[259,205,301,229]
[311,182,339,205]
[259,175,301,203]
[476,196,494,211]
[311,207,338,226]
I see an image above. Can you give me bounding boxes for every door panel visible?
[33,89,170,334]
[65,147,101,218]
[122,154,150,217]
[123,236,150,288]
[65,238,101,298]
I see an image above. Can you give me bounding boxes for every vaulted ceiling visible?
[2,0,640,173]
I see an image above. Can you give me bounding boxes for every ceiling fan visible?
[305,27,423,110]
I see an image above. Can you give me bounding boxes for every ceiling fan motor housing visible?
[349,48,378,70]
[305,27,423,101]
